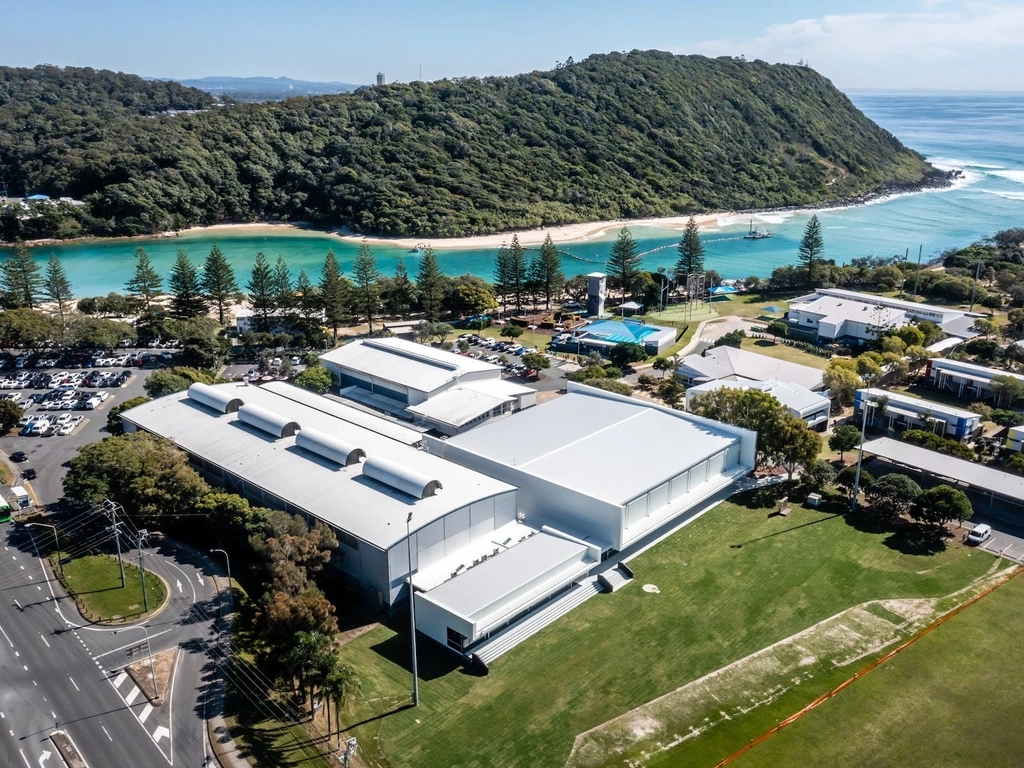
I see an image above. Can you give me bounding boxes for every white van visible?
[966,524,992,545]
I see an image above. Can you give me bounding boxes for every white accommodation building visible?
[787,288,979,345]
[854,387,981,441]
[686,379,831,431]
[676,346,825,391]
[926,358,1024,402]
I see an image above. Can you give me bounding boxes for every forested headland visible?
[1,51,945,242]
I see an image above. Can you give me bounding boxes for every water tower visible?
[586,273,606,317]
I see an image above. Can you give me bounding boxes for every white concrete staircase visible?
[598,562,634,592]
[472,577,603,667]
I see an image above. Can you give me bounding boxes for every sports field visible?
[336,493,1000,768]
[730,570,1024,768]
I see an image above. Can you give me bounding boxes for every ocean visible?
[13,91,1024,297]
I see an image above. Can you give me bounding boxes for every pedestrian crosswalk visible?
[108,663,173,760]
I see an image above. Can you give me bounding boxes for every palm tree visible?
[288,631,331,706]
[322,664,360,747]
[307,648,337,719]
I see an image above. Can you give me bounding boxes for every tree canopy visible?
[0,54,937,242]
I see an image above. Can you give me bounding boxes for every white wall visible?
[385,491,518,605]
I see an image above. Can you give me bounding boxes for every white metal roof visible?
[406,388,509,428]
[794,288,971,321]
[320,338,500,394]
[862,437,1024,502]
[260,380,422,444]
[679,346,824,391]
[929,358,1024,385]
[121,383,515,550]
[688,379,829,417]
[857,388,979,422]
[419,530,594,623]
[439,388,742,505]
[794,295,906,327]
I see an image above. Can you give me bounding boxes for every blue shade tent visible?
[763,305,782,313]
[710,286,737,295]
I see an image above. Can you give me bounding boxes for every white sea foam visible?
[929,157,1005,170]
[987,169,1024,185]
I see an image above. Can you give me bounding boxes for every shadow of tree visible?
[883,525,948,556]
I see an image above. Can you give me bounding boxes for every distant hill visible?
[0,52,945,241]
[169,76,363,101]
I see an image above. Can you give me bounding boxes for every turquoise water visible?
[10,91,1024,296]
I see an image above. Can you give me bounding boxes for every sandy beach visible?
[172,213,732,251]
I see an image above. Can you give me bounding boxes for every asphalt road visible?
[0,519,226,767]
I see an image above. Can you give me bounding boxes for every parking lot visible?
[457,333,568,390]
[0,348,154,509]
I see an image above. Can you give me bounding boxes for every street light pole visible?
[405,512,419,708]
[26,522,62,578]
[115,624,159,699]
[210,548,232,612]
[850,396,876,512]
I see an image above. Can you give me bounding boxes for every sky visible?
[6,0,1024,91]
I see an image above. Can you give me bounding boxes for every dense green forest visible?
[1,51,942,242]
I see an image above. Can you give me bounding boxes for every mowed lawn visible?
[338,497,996,768]
[740,337,831,370]
[734,571,1024,768]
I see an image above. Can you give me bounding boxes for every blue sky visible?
[7,0,1024,90]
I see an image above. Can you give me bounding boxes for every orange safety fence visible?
[715,564,1024,768]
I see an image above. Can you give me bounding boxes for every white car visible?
[17,415,37,428]
[31,419,50,434]
[54,413,72,425]
[966,524,992,545]
[57,423,74,436]
[290,356,301,366]
[95,391,109,402]
[85,398,102,410]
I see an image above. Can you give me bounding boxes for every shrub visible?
[837,465,873,489]
[582,378,632,396]
[901,429,975,460]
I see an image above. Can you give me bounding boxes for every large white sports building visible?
[121,379,756,661]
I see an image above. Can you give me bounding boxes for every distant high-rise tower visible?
[376,72,386,86]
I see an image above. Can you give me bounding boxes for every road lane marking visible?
[153,725,170,742]
[38,748,51,766]
[22,665,27,671]
[125,685,141,705]
[19,565,23,570]
[139,703,153,723]
[176,579,182,593]
[68,676,79,692]
[18,748,30,768]
[101,725,112,741]
[113,671,127,687]
[39,634,50,648]
[0,620,13,647]
[14,600,22,610]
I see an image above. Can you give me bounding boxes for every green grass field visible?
[60,554,166,621]
[741,337,831,370]
[733,572,1024,768]
[336,495,997,768]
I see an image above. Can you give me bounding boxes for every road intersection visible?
[0,523,228,767]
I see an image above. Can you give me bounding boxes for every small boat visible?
[409,242,427,253]
[743,220,772,240]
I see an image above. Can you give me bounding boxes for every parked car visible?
[966,524,992,545]
[22,468,37,480]
[57,423,74,436]
[10,451,27,462]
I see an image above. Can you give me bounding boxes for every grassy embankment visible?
[331,492,999,768]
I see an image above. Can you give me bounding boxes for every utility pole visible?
[911,244,923,299]
[136,529,150,612]
[103,500,126,588]
[898,247,908,299]
[969,248,984,312]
